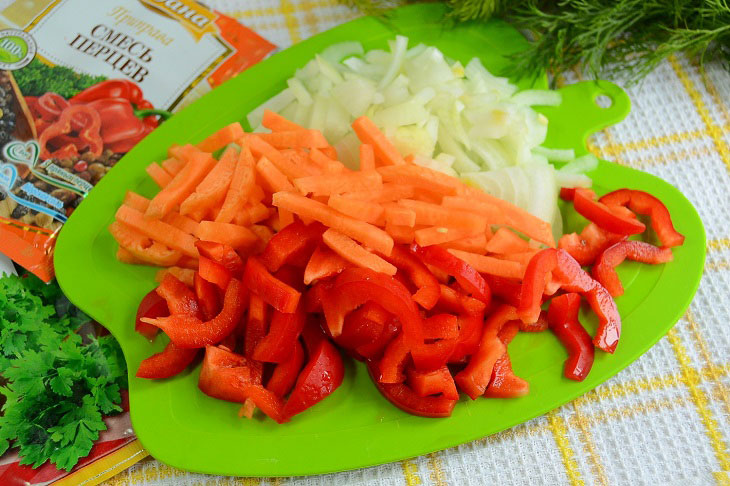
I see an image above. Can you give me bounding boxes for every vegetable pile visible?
[111,107,684,421]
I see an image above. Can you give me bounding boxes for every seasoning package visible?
[0,0,276,281]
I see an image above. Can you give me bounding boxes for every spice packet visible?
[0,0,277,281]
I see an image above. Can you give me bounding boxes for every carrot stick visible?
[500,251,539,266]
[343,183,416,202]
[255,130,329,149]
[359,144,375,171]
[447,249,526,279]
[377,165,461,196]
[322,228,396,276]
[441,233,489,253]
[309,148,348,174]
[145,146,215,220]
[319,146,338,160]
[303,245,348,285]
[179,146,238,216]
[293,171,382,197]
[146,162,172,188]
[385,223,415,244]
[197,122,244,153]
[327,195,384,225]
[250,224,274,245]
[272,191,394,255]
[123,191,150,212]
[109,221,182,266]
[262,109,306,132]
[414,227,480,247]
[116,247,146,265]
[123,191,198,235]
[177,256,200,269]
[234,203,271,227]
[155,267,195,287]
[216,145,256,224]
[351,116,405,166]
[484,227,531,254]
[115,205,198,258]
[398,199,486,233]
[278,207,295,228]
[194,221,258,250]
[161,157,185,176]
[244,133,314,179]
[257,156,295,193]
[384,204,416,227]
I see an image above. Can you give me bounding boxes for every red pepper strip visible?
[517,248,558,324]
[366,361,457,418]
[423,314,459,340]
[199,255,231,290]
[38,105,102,159]
[198,346,255,402]
[155,273,202,319]
[435,284,486,316]
[245,294,268,358]
[240,384,288,423]
[356,319,400,359]
[302,280,330,313]
[547,293,595,381]
[519,311,549,332]
[194,272,220,321]
[143,279,248,348]
[559,187,596,201]
[407,366,459,400]
[592,240,674,297]
[484,275,522,308]
[558,222,627,266]
[266,339,305,397]
[599,189,685,247]
[135,289,168,340]
[260,221,326,272]
[411,314,460,371]
[136,342,198,379]
[37,92,69,120]
[338,301,389,350]
[321,268,423,350]
[411,244,491,304]
[573,188,646,235]
[303,244,348,285]
[553,250,621,353]
[454,305,517,399]
[483,321,529,398]
[378,332,410,383]
[274,265,306,292]
[282,337,344,419]
[449,312,485,363]
[195,240,244,277]
[381,245,441,310]
[252,304,306,363]
[243,257,301,314]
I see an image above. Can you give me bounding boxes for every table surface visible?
[99,1,730,484]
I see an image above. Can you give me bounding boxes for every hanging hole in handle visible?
[594,94,613,109]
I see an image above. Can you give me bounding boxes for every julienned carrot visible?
[359,144,375,171]
[485,227,531,254]
[194,221,258,250]
[278,207,295,228]
[441,233,489,253]
[116,205,198,258]
[257,156,295,193]
[293,171,382,197]
[262,109,305,132]
[123,191,198,235]
[384,204,416,227]
[109,221,181,266]
[386,223,415,244]
[328,195,384,224]
[146,163,172,188]
[197,122,245,153]
[155,267,195,287]
[398,199,486,233]
[303,245,348,285]
[123,191,149,212]
[447,249,526,279]
[272,191,394,256]
[256,130,329,149]
[322,228,396,276]
[245,133,313,179]
[414,227,480,247]
[377,165,461,196]
[250,224,274,245]
[180,146,238,216]
[319,146,338,160]
[116,247,145,265]
[352,116,405,166]
[501,251,539,266]
[146,146,215,220]
[161,157,185,176]
[234,203,271,227]
[177,256,200,269]
[310,148,347,174]
[216,145,256,224]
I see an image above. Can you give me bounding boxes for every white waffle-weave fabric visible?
[101,1,730,485]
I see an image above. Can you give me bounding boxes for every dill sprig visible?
[341,0,730,82]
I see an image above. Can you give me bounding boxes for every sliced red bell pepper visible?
[517,248,558,324]
[136,341,198,380]
[282,337,344,419]
[553,250,621,353]
[484,274,522,308]
[411,244,491,304]
[367,361,456,418]
[321,268,423,350]
[423,314,459,340]
[260,220,326,272]
[303,244,348,285]
[195,240,244,276]
[572,188,646,235]
[449,312,485,364]
[435,284,486,316]
[199,255,232,290]
[243,256,301,314]
[135,289,168,340]
[194,272,220,321]
[599,189,685,247]
[356,319,400,359]
[240,384,288,423]
[338,301,390,351]
[274,265,306,292]
[143,278,248,348]
[560,187,596,201]
[198,346,255,402]
[245,294,268,358]
[407,366,459,400]
[547,293,595,381]
[302,280,330,313]
[253,303,306,363]
[519,311,549,332]
[558,222,627,266]
[266,339,305,397]
[592,240,674,297]
[155,273,202,318]
[382,245,441,310]
[484,320,529,398]
[378,332,410,383]
[454,304,517,399]
[409,314,460,371]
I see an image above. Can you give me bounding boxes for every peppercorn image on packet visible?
[0,0,276,282]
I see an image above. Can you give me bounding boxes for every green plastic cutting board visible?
[54,3,705,477]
